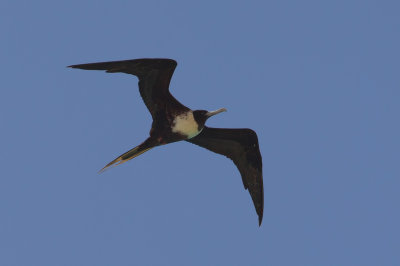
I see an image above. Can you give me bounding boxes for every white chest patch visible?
[171,111,202,138]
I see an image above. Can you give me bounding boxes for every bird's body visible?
[69,58,264,225]
[171,111,202,138]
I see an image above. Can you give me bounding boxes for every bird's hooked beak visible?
[206,108,227,118]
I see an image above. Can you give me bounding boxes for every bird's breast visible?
[171,111,202,139]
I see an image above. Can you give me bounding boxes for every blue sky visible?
[1,0,399,265]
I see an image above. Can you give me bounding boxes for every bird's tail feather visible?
[99,140,154,173]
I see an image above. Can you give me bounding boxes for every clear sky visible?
[1,0,399,265]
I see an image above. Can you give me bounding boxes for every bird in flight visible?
[69,58,264,225]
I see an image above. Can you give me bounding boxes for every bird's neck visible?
[171,111,203,139]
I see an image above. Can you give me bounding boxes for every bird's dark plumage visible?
[69,58,264,225]
[187,127,263,225]
[69,59,189,118]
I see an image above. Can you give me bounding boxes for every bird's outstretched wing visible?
[68,58,189,118]
[186,127,264,225]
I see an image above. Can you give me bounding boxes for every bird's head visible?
[193,108,227,128]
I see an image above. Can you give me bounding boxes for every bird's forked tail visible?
[99,139,154,173]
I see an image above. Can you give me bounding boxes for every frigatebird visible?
[69,58,264,225]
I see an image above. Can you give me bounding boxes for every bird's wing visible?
[68,58,189,118]
[186,126,264,225]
